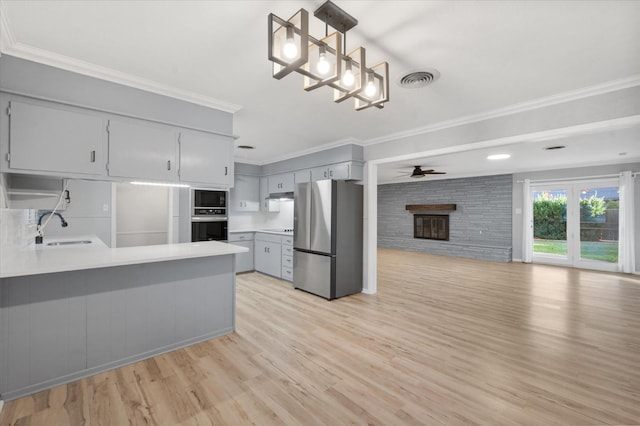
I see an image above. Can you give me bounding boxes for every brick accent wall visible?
[378,174,513,262]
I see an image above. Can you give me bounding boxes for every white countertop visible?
[1,236,248,279]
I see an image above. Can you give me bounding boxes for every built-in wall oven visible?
[191,189,228,242]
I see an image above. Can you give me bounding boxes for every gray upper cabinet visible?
[311,162,362,181]
[179,130,233,187]
[230,174,260,212]
[108,119,178,181]
[260,177,280,212]
[268,172,295,193]
[8,101,105,176]
[294,169,311,184]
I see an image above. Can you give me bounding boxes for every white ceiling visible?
[1,0,639,181]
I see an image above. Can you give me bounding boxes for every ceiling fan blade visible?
[424,171,446,174]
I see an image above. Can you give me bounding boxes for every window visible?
[414,214,449,241]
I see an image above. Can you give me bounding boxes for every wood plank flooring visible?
[2,248,640,425]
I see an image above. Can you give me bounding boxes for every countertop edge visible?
[1,241,248,279]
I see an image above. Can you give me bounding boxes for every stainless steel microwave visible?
[192,189,227,217]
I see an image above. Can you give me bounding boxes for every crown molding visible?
[363,74,640,147]
[0,1,16,55]
[0,2,242,113]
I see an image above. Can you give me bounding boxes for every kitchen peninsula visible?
[0,238,247,400]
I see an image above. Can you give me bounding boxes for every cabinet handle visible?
[90,150,96,163]
[167,160,171,171]
[225,166,228,176]
[324,171,327,178]
[329,170,333,177]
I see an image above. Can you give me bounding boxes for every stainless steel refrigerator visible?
[293,180,363,300]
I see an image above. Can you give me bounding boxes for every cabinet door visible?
[294,170,311,184]
[255,241,281,277]
[310,166,329,181]
[328,163,350,180]
[108,119,177,181]
[268,172,294,193]
[260,177,280,212]
[180,130,233,187]
[234,240,254,273]
[230,175,259,212]
[9,101,104,175]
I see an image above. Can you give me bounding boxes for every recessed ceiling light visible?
[487,154,511,160]
[619,152,627,156]
[545,145,566,150]
[237,145,255,150]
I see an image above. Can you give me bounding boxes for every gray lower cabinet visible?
[7,100,105,176]
[255,233,282,278]
[0,255,235,400]
[229,232,255,273]
[282,235,294,281]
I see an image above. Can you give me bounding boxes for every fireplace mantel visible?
[405,204,457,212]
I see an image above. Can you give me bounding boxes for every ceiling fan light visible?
[411,167,424,178]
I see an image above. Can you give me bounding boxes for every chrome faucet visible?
[35,211,68,244]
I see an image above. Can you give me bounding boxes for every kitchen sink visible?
[46,240,92,246]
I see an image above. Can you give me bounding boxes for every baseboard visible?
[0,399,4,416]
[361,288,377,295]
[512,258,523,262]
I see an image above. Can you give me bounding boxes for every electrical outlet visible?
[103,204,109,212]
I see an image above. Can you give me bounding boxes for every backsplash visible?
[228,200,294,230]
[0,208,37,253]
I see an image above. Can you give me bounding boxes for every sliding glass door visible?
[531,179,619,271]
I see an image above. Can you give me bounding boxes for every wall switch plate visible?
[515,208,522,214]
[103,204,109,212]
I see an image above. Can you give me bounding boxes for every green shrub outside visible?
[533,193,608,241]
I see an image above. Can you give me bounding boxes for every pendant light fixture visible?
[268,1,389,111]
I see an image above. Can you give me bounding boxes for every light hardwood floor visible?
[2,248,640,425]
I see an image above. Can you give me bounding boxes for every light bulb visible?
[342,68,355,87]
[283,26,297,59]
[283,39,297,59]
[317,53,330,75]
[365,80,377,97]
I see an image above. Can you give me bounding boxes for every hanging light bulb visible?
[317,45,330,75]
[342,60,355,87]
[283,26,298,59]
[365,71,377,97]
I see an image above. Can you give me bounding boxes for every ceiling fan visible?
[409,166,446,178]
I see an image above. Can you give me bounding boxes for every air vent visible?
[545,145,566,150]
[237,145,255,150]
[399,69,440,89]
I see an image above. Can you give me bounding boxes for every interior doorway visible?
[531,179,619,271]
[114,183,172,247]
